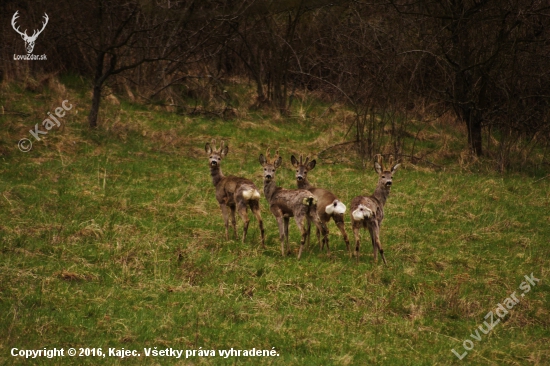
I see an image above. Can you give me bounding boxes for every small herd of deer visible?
[205,140,400,264]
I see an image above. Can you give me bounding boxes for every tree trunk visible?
[88,84,102,128]
[88,51,106,128]
[467,115,483,156]
[254,72,265,102]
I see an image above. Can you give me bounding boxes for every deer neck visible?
[263,179,279,202]
[297,178,311,190]
[210,165,224,186]
[372,184,390,206]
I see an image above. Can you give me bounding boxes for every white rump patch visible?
[325,200,346,215]
[352,204,372,221]
[243,189,261,200]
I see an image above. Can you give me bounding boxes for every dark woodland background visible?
[1,0,550,171]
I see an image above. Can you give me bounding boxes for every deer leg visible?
[334,215,351,256]
[306,220,311,250]
[220,203,230,240]
[320,221,330,254]
[229,205,238,239]
[368,226,377,262]
[310,212,329,254]
[295,216,307,260]
[276,216,286,256]
[372,223,387,265]
[250,201,265,248]
[283,217,290,255]
[316,227,322,250]
[352,223,361,263]
[237,201,250,244]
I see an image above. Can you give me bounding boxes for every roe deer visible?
[350,154,400,264]
[291,154,350,255]
[205,140,265,247]
[259,149,328,259]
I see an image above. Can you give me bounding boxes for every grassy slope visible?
[0,78,549,365]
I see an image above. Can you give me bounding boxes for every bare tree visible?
[223,0,335,113]
[63,0,227,128]
[390,0,550,157]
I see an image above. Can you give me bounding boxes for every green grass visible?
[0,79,549,365]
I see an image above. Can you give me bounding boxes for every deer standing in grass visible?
[291,154,350,255]
[205,140,265,247]
[350,154,400,264]
[259,149,328,259]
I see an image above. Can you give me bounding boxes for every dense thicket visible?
[1,0,549,168]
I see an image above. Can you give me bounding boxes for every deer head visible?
[259,148,282,182]
[291,154,316,183]
[374,154,400,190]
[12,11,49,54]
[205,140,228,168]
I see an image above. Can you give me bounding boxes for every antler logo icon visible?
[11,11,49,54]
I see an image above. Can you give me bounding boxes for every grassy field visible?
[0,77,549,365]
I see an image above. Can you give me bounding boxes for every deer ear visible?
[374,162,383,174]
[205,143,212,154]
[274,156,282,169]
[291,155,299,168]
[259,154,266,165]
[391,163,401,173]
[221,145,229,157]
[307,159,316,170]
